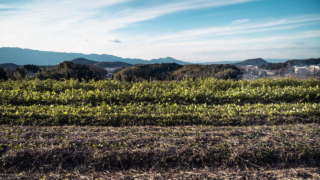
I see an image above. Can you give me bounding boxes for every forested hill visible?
[0,61,107,81]
[71,58,99,65]
[286,58,320,66]
[234,58,268,66]
[259,58,320,70]
[113,63,242,81]
[172,64,241,80]
[0,58,133,70]
[94,61,133,68]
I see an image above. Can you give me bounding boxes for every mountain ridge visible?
[0,47,189,65]
[0,63,21,69]
[1,48,318,69]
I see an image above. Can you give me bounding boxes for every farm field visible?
[0,78,320,179]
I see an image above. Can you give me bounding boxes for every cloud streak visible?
[144,14,320,43]
[0,0,319,62]
[0,0,256,33]
[232,19,249,24]
[108,29,320,61]
[0,0,256,51]
[108,39,121,43]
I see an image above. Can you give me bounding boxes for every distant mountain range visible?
[0,63,21,69]
[1,47,318,70]
[0,47,189,65]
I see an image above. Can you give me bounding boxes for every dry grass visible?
[0,167,319,179]
[1,124,319,178]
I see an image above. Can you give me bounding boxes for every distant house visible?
[27,73,36,77]
[107,73,113,78]
[294,67,311,76]
[240,65,258,72]
[104,67,122,73]
[244,65,258,69]
[258,71,268,77]
[309,65,320,70]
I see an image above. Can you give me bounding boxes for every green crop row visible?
[0,78,319,93]
[1,85,319,105]
[1,103,319,126]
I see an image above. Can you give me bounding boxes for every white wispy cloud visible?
[108,39,122,43]
[0,0,319,62]
[232,19,249,24]
[144,14,320,43]
[0,0,256,54]
[0,0,256,33]
[108,30,320,62]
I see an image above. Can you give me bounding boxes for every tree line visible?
[1,62,244,82]
[0,61,107,81]
[113,63,242,82]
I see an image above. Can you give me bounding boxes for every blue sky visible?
[0,0,320,62]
